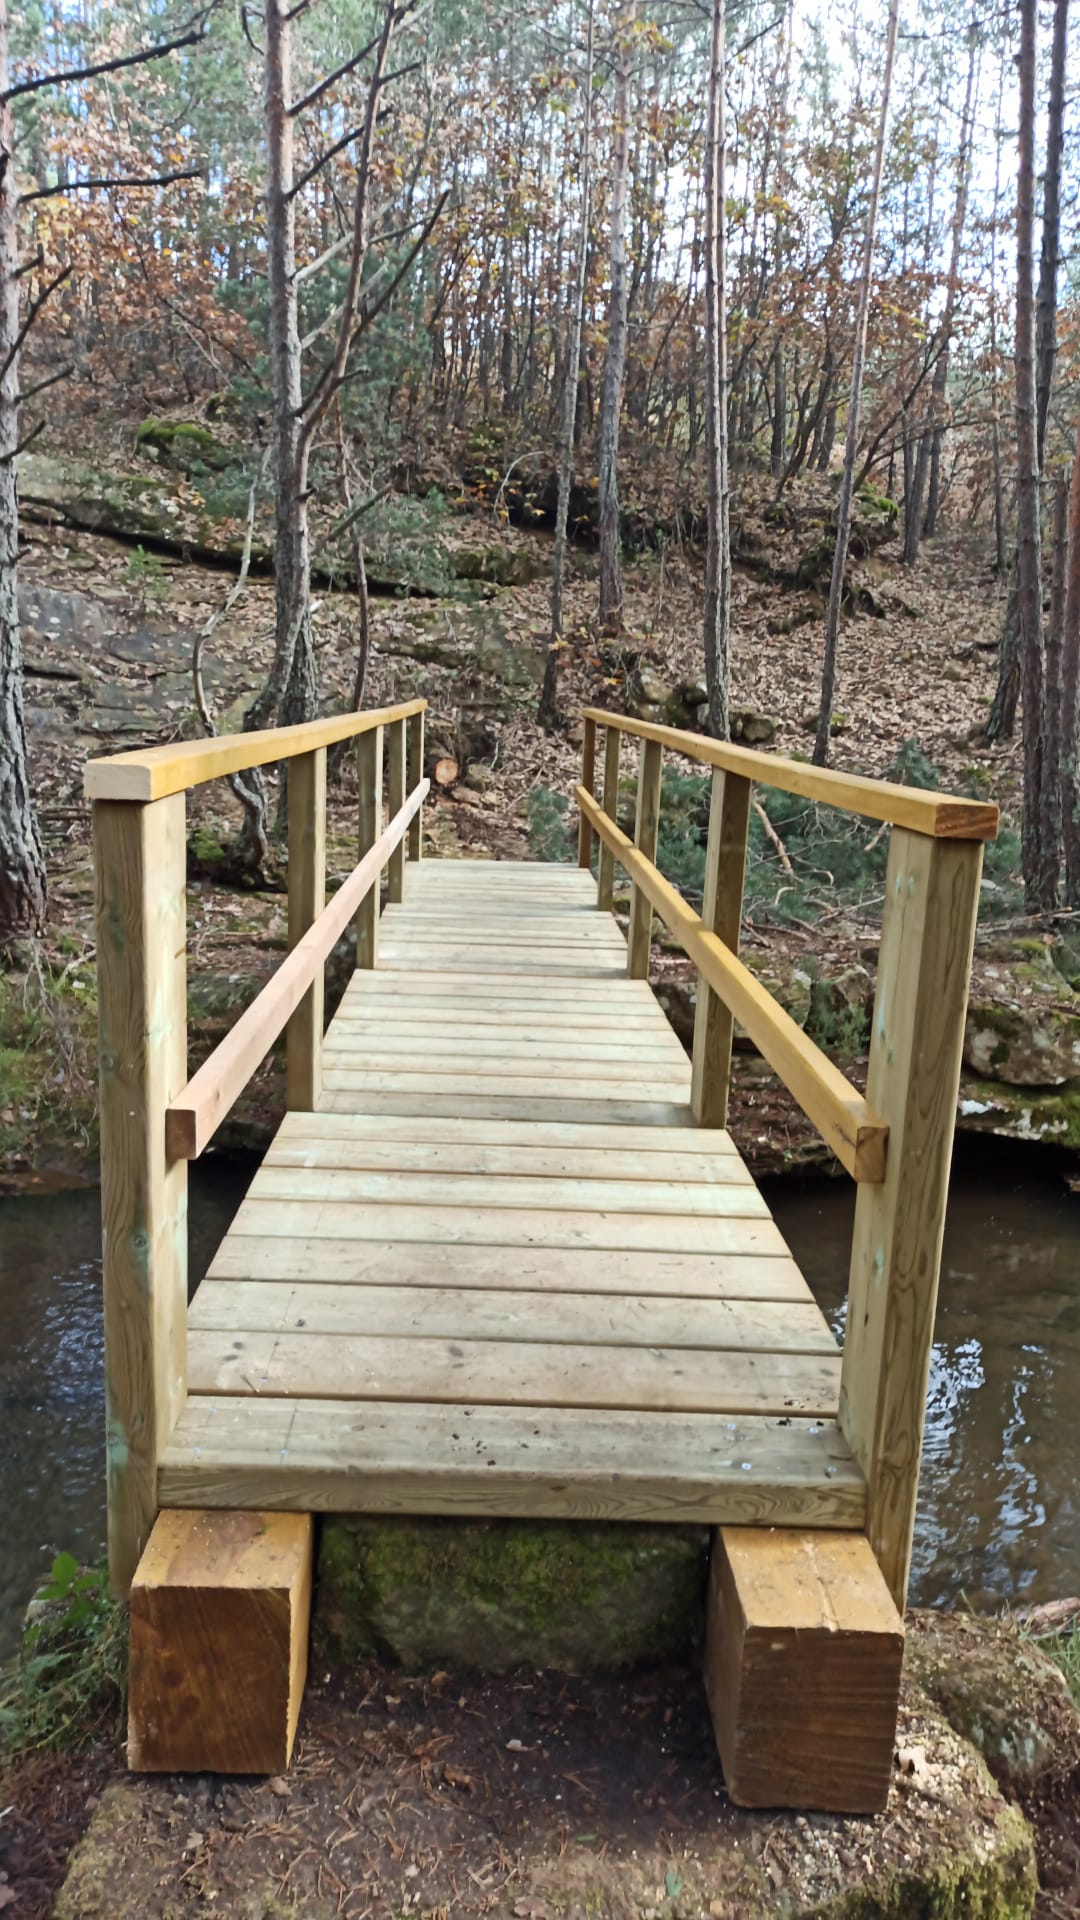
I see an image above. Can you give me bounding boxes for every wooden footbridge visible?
[85,701,997,1806]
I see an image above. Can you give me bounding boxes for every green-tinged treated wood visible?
[94,793,188,1596]
[356,724,383,969]
[387,716,406,904]
[578,714,597,867]
[692,770,750,1128]
[84,698,426,802]
[840,830,983,1609]
[269,1109,744,1158]
[597,724,622,911]
[576,785,888,1180]
[627,736,663,978]
[406,709,424,861]
[159,1401,867,1527]
[286,746,326,1112]
[246,1163,769,1217]
[581,707,999,840]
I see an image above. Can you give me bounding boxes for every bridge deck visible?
[161,861,865,1528]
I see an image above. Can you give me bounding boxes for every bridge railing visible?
[575,707,999,1610]
[84,698,427,1590]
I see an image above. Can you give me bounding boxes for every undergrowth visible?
[0,1556,126,1760]
[1039,1624,1080,1709]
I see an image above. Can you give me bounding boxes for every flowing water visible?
[0,1147,1077,1656]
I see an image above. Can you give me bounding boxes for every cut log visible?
[433,755,460,788]
[128,1509,313,1774]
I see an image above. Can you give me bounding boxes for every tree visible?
[1062,422,1080,907]
[813,0,899,767]
[701,0,730,740]
[597,0,634,628]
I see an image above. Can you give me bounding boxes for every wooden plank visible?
[337,980,655,1006]
[85,697,427,802]
[321,1050,691,1086]
[597,724,622,911]
[159,1400,867,1528]
[226,1195,792,1254]
[840,831,983,1608]
[406,708,424,861]
[581,708,1000,841]
[250,1164,768,1216]
[355,724,383,969]
[320,1067,687,1099]
[328,1018,684,1049]
[94,793,188,1595]
[627,735,663,978]
[187,1328,841,1414]
[704,1528,903,1814]
[692,770,750,1129]
[577,785,889,1181]
[386,716,406,904]
[371,955,628,976]
[324,1035,687,1065]
[264,1139,749,1183]
[286,746,326,1113]
[318,1091,696,1126]
[578,713,597,867]
[190,1279,837,1352]
[128,1509,312,1773]
[273,1109,742,1155]
[165,779,429,1159]
[207,1237,810,1300]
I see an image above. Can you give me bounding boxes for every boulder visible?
[629,666,674,716]
[136,418,235,473]
[731,708,777,745]
[806,964,873,1056]
[448,544,547,587]
[904,1607,1080,1796]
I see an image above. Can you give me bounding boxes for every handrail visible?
[582,708,999,841]
[165,778,429,1159]
[576,784,888,1180]
[84,698,427,802]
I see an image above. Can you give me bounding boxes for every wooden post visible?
[286,746,326,1112]
[626,736,662,977]
[577,715,597,868]
[94,793,188,1596]
[840,830,983,1608]
[691,770,751,1127]
[387,716,406,904]
[356,724,384,970]
[597,726,621,910]
[406,708,425,862]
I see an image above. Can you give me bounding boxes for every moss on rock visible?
[315,1517,709,1671]
[904,1608,1080,1794]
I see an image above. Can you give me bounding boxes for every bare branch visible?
[3,14,212,104]
[0,263,72,386]
[19,362,75,405]
[0,418,46,465]
[288,124,364,200]
[311,481,390,558]
[288,33,380,116]
[240,7,264,56]
[21,168,203,205]
[15,246,45,281]
[293,232,352,286]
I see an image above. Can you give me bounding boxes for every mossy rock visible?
[957,1075,1080,1149]
[806,964,873,1057]
[137,418,236,473]
[449,544,547,587]
[904,1608,1080,1794]
[314,1517,709,1671]
[964,997,1080,1087]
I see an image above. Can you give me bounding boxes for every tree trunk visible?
[1035,0,1069,469]
[541,0,595,729]
[813,0,899,766]
[702,0,730,741]
[0,0,48,945]
[597,0,634,628]
[1062,424,1080,906]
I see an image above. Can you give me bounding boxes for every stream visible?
[0,1147,1077,1656]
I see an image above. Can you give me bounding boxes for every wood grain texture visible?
[248,1164,766,1216]
[355,724,383,969]
[128,1509,312,1773]
[627,736,663,978]
[704,1527,903,1813]
[387,716,406,904]
[582,708,999,840]
[94,793,188,1595]
[406,709,425,861]
[578,714,597,867]
[597,724,622,911]
[286,746,326,1113]
[225,1195,791,1254]
[840,831,983,1608]
[692,770,750,1129]
[85,698,426,802]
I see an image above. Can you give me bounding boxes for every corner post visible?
[356,724,384,970]
[840,829,983,1608]
[94,792,188,1596]
[387,716,406,903]
[692,769,751,1127]
[597,725,621,910]
[406,708,425,862]
[286,747,326,1112]
[626,736,663,978]
[577,715,597,868]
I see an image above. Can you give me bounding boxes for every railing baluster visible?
[94,791,188,1595]
[691,770,751,1129]
[286,746,326,1111]
[626,736,662,978]
[356,724,384,970]
[406,708,425,863]
[597,725,621,911]
[577,715,597,869]
[387,715,407,903]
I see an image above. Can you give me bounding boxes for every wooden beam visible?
[627,736,662,978]
[355,724,383,969]
[840,831,983,1608]
[692,771,750,1129]
[576,786,888,1180]
[387,716,406,905]
[577,715,597,868]
[406,708,425,862]
[84,698,426,802]
[166,779,429,1159]
[597,725,621,911]
[286,747,326,1113]
[581,708,999,841]
[128,1509,312,1773]
[94,793,188,1596]
[704,1527,903,1813]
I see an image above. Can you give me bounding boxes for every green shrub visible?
[527,786,574,863]
[0,1556,126,1758]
